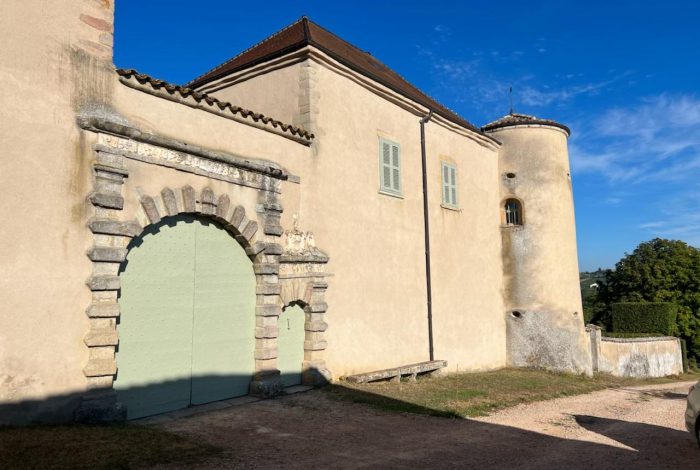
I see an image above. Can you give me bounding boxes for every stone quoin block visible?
[256,283,282,295]
[254,263,279,275]
[87,275,120,291]
[84,329,119,347]
[305,320,328,332]
[83,359,117,377]
[304,340,328,351]
[308,302,328,313]
[87,247,127,263]
[86,302,120,318]
[255,325,279,338]
[256,305,282,317]
[254,347,278,360]
[88,218,142,237]
[264,243,284,255]
[89,192,124,210]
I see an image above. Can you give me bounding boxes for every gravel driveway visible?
[150,380,700,469]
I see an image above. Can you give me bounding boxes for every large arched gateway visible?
[115,215,255,419]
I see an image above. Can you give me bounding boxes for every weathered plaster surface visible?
[491,126,591,375]
[586,327,683,378]
[0,0,114,424]
[602,337,683,378]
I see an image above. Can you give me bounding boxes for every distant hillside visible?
[580,270,607,299]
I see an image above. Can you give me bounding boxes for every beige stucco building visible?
[0,1,590,424]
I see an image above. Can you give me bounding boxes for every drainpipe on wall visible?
[420,110,434,361]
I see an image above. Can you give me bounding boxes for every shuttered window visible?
[379,138,401,196]
[441,162,458,208]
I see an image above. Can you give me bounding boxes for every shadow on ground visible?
[1,376,698,469]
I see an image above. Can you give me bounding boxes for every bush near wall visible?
[603,332,668,339]
[611,302,678,336]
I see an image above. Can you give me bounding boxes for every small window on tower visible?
[504,199,523,226]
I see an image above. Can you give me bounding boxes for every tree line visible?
[583,238,700,361]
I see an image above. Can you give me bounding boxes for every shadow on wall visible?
[1,375,698,468]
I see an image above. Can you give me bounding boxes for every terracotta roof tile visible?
[116,68,314,142]
[187,17,484,135]
[482,112,570,135]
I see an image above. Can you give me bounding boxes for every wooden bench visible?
[343,360,447,384]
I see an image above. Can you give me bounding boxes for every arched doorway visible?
[277,304,306,387]
[114,214,255,419]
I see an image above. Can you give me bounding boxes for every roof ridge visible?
[303,17,371,56]
[117,68,314,142]
[304,19,432,97]
[186,17,308,88]
[300,20,482,134]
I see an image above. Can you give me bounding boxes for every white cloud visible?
[571,94,700,184]
[573,95,700,247]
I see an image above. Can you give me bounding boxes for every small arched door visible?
[115,215,255,419]
[277,304,306,387]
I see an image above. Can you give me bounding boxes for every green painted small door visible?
[277,305,306,387]
[116,215,255,419]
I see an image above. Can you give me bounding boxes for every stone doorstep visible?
[133,385,314,425]
[343,360,448,384]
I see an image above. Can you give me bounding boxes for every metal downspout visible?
[420,110,434,361]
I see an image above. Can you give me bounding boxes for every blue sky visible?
[114,1,700,271]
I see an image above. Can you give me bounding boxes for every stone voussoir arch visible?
[79,181,288,421]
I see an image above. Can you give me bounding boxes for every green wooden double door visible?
[115,215,256,420]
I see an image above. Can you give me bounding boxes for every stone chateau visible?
[0,1,591,423]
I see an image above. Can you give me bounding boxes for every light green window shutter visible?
[379,138,401,195]
[441,162,458,207]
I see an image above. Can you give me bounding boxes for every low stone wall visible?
[586,326,683,378]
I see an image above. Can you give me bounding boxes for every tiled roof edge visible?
[482,113,570,136]
[116,68,314,144]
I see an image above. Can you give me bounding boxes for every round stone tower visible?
[483,113,591,375]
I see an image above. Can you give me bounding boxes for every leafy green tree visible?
[595,239,700,357]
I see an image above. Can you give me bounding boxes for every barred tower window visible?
[504,199,523,226]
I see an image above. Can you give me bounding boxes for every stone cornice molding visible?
[79,117,295,186]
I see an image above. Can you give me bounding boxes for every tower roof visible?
[482,113,570,136]
[187,17,484,136]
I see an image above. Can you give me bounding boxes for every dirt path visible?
[153,381,700,469]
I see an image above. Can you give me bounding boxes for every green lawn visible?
[324,368,700,418]
[0,423,219,470]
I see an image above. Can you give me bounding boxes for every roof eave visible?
[482,120,571,136]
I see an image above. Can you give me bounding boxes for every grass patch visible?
[324,368,700,418]
[0,423,220,470]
